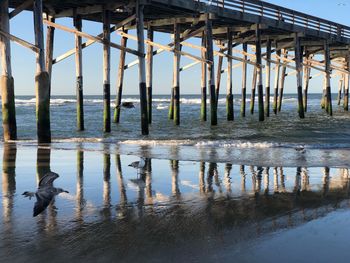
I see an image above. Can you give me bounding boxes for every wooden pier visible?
[1,0,350,142]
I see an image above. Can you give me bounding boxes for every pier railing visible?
[200,0,350,39]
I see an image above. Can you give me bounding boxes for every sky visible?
[5,0,350,95]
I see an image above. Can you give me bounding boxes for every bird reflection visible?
[23,172,68,217]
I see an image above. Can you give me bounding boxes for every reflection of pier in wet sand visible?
[1,144,350,261]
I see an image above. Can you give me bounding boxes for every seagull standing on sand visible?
[128,157,146,174]
[22,172,68,217]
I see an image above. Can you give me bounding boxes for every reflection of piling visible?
[294,167,301,193]
[301,167,309,191]
[116,154,127,206]
[207,163,217,193]
[240,165,246,194]
[103,151,111,210]
[322,167,330,196]
[280,167,286,192]
[2,143,17,223]
[199,162,206,194]
[171,160,180,197]
[145,158,153,202]
[273,167,279,193]
[76,146,84,219]
[36,145,51,182]
[224,163,232,194]
[264,167,269,195]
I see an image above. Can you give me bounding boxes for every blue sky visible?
[6,0,350,95]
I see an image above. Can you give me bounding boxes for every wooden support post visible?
[168,87,174,119]
[294,34,305,118]
[216,43,223,106]
[255,25,264,121]
[0,0,17,141]
[226,28,234,121]
[45,16,55,81]
[146,26,153,124]
[337,74,344,106]
[206,16,217,126]
[278,49,287,112]
[34,0,51,143]
[265,39,271,117]
[250,65,257,114]
[136,2,149,134]
[324,40,332,116]
[344,55,349,111]
[102,9,111,132]
[321,77,326,109]
[114,29,128,123]
[74,14,84,131]
[241,43,247,117]
[173,23,181,126]
[303,54,311,112]
[273,48,281,114]
[201,32,207,121]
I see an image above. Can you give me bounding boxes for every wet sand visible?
[1,143,350,263]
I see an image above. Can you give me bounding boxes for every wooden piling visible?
[136,2,149,134]
[173,23,181,126]
[0,0,17,141]
[114,29,128,123]
[201,32,207,121]
[216,42,223,105]
[344,56,349,111]
[146,26,153,124]
[226,28,234,121]
[74,14,84,131]
[337,74,344,106]
[34,0,51,143]
[255,25,264,121]
[273,48,281,114]
[324,40,332,116]
[303,54,311,112]
[294,34,305,118]
[168,88,174,119]
[206,16,217,126]
[278,49,287,112]
[265,39,271,117]
[102,9,111,132]
[250,66,257,114]
[45,16,55,82]
[241,43,247,117]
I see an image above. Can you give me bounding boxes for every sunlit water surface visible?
[1,144,350,262]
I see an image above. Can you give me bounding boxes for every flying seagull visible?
[22,172,68,217]
[128,157,146,174]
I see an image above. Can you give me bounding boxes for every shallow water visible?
[1,144,350,262]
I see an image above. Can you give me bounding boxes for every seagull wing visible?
[33,191,54,217]
[38,172,59,188]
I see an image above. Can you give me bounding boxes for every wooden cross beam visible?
[52,14,136,64]
[124,25,206,70]
[0,28,39,53]
[117,30,210,64]
[9,0,33,19]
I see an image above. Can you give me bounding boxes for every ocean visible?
[6,93,350,167]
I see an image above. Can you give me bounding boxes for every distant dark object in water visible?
[22,172,68,217]
[122,102,135,108]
